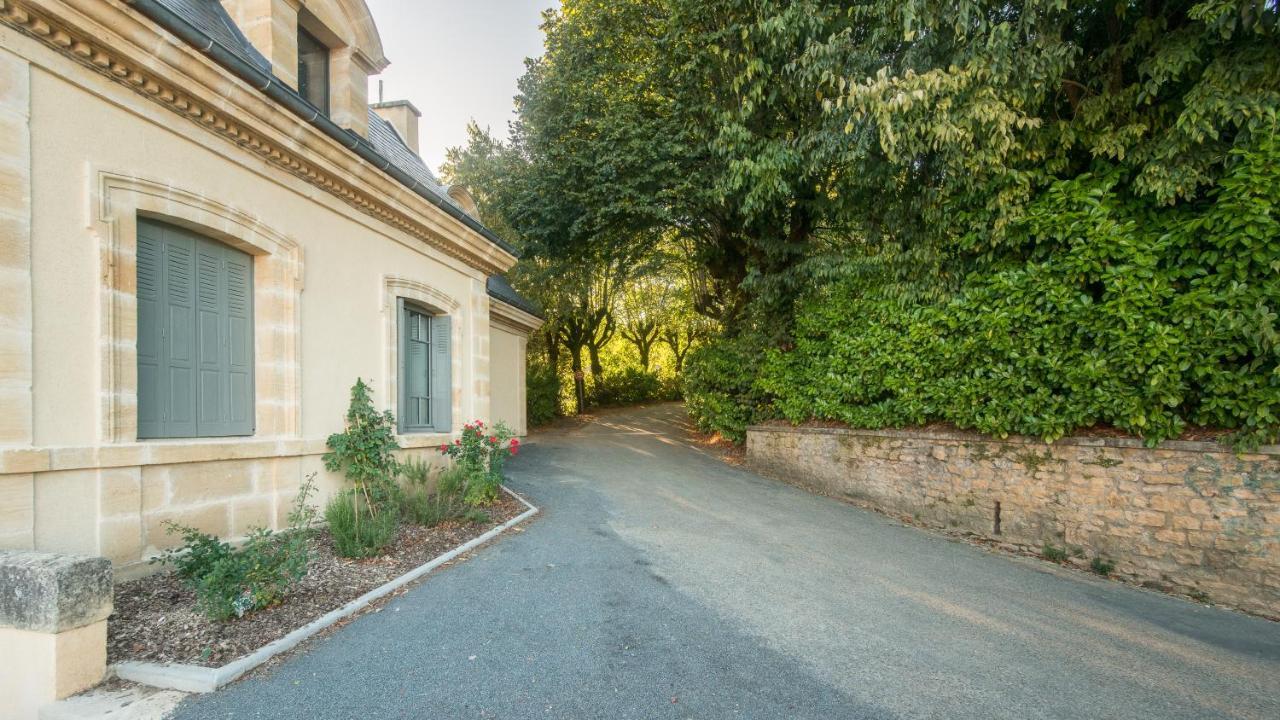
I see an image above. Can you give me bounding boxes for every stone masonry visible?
[747,425,1280,618]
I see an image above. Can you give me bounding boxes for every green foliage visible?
[438,421,517,507]
[589,367,666,407]
[322,379,402,555]
[527,362,561,427]
[683,336,771,442]
[1090,557,1116,577]
[325,491,399,558]
[449,0,1279,446]
[758,131,1280,447]
[1042,544,1069,563]
[323,379,400,504]
[156,475,318,621]
[462,509,492,525]
[399,460,472,527]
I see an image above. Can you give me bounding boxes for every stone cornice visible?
[489,299,544,335]
[0,0,517,275]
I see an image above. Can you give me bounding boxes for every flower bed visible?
[108,491,525,667]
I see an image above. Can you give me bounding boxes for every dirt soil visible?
[108,492,525,667]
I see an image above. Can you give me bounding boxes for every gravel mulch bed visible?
[108,492,525,668]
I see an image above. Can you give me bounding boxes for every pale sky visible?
[364,0,556,172]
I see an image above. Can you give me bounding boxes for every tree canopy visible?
[445,0,1279,445]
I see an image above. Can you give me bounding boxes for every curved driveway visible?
[177,403,1280,719]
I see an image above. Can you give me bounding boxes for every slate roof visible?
[155,0,272,74]
[365,111,465,214]
[487,275,544,319]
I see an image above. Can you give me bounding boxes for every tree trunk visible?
[569,344,587,415]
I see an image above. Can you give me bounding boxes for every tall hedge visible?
[757,132,1280,447]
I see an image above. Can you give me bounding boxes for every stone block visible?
[140,466,169,514]
[144,504,229,551]
[0,473,33,548]
[0,551,111,633]
[230,496,273,537]
[97,518,142,566]
[34,471,98,556]
[1132,511,1167,528]
[166,460,254,505]
[98,467,141,519]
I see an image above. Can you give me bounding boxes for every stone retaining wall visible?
[746,425,1280,617]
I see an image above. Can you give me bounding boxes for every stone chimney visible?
[371,100,422,154]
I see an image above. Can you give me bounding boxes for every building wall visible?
[489,323,527,436]
[0,28,523,575]
[747,425,1280,618]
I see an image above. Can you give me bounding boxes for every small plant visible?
[1041,544,1068,563]
[462,508,491,525]
[326,491,399,558]
[156,474,318,621]
[1090,557,1116,576]
[399,459,472,527]
[438,420,518,506]
[323,379,401,556]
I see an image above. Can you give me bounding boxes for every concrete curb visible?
[114,487,539,693]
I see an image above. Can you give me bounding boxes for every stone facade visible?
[0,0,541,576]
[747,425,1280,618]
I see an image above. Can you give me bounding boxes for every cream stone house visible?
[0,0,542,574]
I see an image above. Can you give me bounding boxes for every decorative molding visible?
[382,275,462,439]
[489,299,543,335]
[0,0,515,276]
[94,169,305,442]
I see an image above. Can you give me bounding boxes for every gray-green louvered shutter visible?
[195,237,228,435]
[224,245,254,435]
[136,222,164,439]
[429,314,451,432]
[137,219,252,439]
[399,300,431,432]
[161,223,198,438]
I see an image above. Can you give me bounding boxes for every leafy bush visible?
[755,134,1280,448]
[323,379,401,556]
[157,475,318,621]
[527,362,561,427]
[589,367,664,407]
[438,420,518,506]
[683,336,771,443]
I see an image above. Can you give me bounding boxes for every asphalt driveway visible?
[175,403,1280,719]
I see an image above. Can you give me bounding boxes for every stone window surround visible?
[94,170,304,445]
[382,276,462,449]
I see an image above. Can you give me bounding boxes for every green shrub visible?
[683,336,770,443]
[438,421,516,507]
[323,379,401,555]
[157,475,318,621]
[588,367,663,407]
[754,133,1280,449]
[527,362,561,427]
[326,491,399,558]
[1090,557,1116,576]
[399,460,470,527]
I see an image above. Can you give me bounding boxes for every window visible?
[137,218,254,439]
[297,27,329,114]
[397,299,451,433]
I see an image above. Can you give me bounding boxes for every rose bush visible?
[439,420,518,506]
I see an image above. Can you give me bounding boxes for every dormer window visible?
[297,27,329,114]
